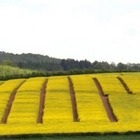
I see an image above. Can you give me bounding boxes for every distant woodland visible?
[0,51,140,73]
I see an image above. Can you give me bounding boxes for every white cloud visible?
[0,0,140,63]
[117,0,140,4]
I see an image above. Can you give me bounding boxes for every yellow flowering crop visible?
[18,77,46,92]
[7,76,45,124]
[109,94,140,123]
[120,73,140,94]
[0,73,140,135]
[0,92,11,119]
[0,79,25,122]
[47,76,69,91]
[71,75,97,93]
[0,79,25,92]
[71,75,109,122]
[7,91,40,124]
[92,74,127,95]
[43,76,73,123]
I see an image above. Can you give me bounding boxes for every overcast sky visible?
[0,0,140,64]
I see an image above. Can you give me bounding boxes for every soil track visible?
[1,80,26,124]
[68,77,79,122]
[117,77,133,94]
[93,78,118,122]
[37,79,48,123]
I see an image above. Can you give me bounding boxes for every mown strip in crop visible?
[93,78,118,122]
[37,79,48,123]
[117,77,133,94]
[1,80,26,124]
[68,76,79,122]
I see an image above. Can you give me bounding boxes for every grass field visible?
[0,72,140,137]
[0,65,36,78]
[1,133,140,140]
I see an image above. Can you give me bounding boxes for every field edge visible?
[0,131,140,139]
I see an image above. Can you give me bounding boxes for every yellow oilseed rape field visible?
[0,73,140,136]
[17,77,46,92]
[43,76,73,122]
[7,78,46,124]
[109,94,140,123]
[119,73,140,94]
[0,79,25,92]
[0,79,25,121]
[71,75,109,122]
[91,73,127,95]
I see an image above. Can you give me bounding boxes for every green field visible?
[0,72,140,137]
[1,133,140,140]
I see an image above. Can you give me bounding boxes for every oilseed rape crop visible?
[7,91,40,124]
[109,94,140,123]
[0,79,25,92]
[18,77,46,92]
[0,73,140,135]
[92,74,127,95]
[120,73,140,94]
[7,77,46,124]
[0,79,25,122]
[43,76,73,122]
[71,75,109,122]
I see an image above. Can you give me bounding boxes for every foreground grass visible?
[1,133,140,140]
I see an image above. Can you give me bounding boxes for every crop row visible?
[0,79,25,123]
[43,76,73,122]
[71,75,109,122]
[7,78,46,124]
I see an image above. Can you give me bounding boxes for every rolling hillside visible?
[0,72,140,136]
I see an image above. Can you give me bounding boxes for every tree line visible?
[0,51,140,73]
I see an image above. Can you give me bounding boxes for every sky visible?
[0,0,140,64]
